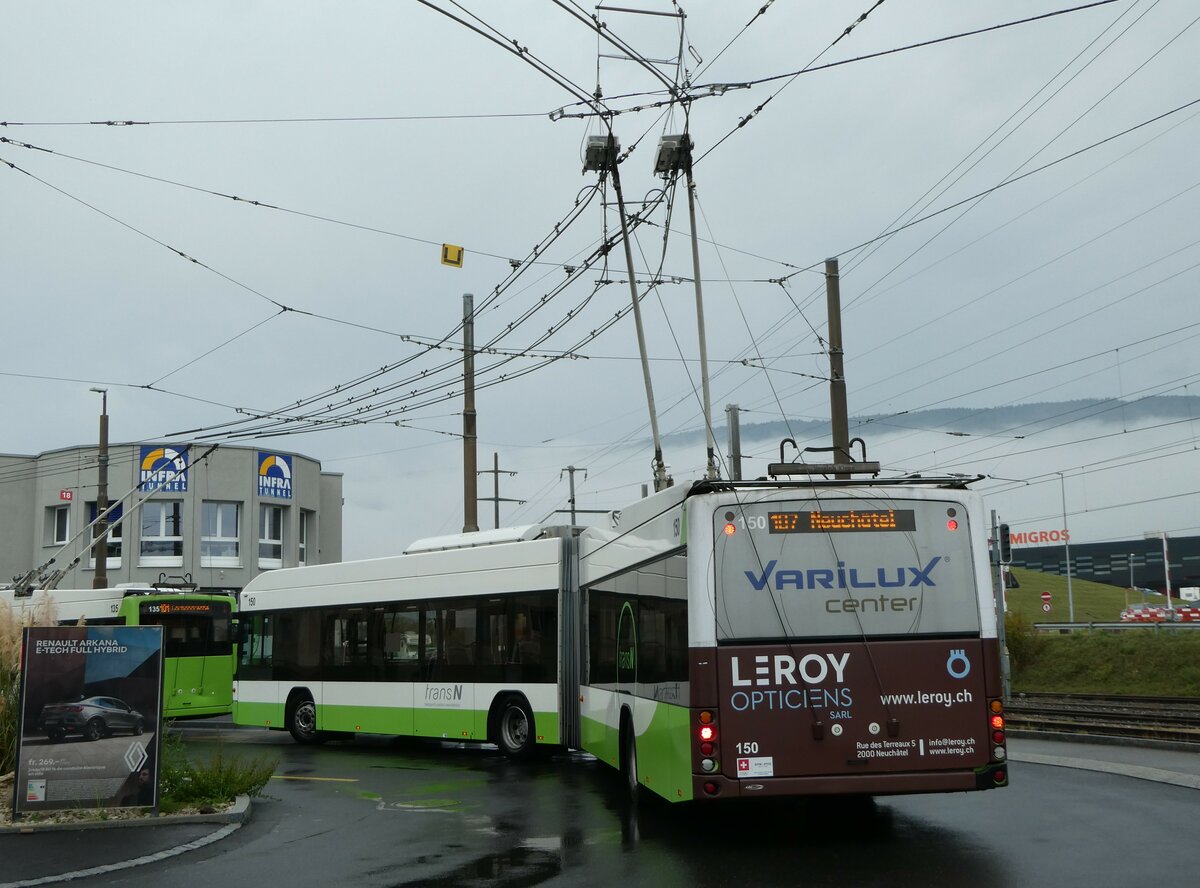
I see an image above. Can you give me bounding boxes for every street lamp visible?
[1144,531,1172,611]
[1057,472,1074,622]
[89,387,109,589]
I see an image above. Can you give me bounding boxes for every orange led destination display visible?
[767,509,916,534]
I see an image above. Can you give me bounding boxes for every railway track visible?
[1005,692,1200,745]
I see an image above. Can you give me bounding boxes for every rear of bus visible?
[691,485,1008,800]
[122,593,236,718]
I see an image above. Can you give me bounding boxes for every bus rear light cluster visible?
[989,699,1006,762]
[697,709,718,774]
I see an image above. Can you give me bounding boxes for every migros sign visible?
[1011,528,1070,546]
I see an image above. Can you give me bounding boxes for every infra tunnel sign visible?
[12,626,164,818]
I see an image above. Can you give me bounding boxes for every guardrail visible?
[1033,622,1200,633]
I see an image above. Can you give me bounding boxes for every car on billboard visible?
[37,696,146,742]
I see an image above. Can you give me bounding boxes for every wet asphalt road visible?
[6,719,1199,887]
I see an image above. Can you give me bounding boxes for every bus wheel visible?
[289,698,324,745]
[621,718,639,800]
[497,698,535,759]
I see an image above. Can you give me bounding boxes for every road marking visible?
[270,775,358,783]
[0,823,241,888]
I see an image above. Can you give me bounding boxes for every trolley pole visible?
[682,149,718,480]
[462,293,479,533]
[609,146,670,492]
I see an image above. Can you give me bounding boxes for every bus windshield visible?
[138,599,233,657]
[713,496,980,640]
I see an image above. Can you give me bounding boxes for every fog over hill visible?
[628,395,1200,559]
[665,395,1200,447]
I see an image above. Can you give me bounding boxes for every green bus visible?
[3,582,236,719]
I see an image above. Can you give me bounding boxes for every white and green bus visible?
[234,476,1008,802]
[234,526,579,755]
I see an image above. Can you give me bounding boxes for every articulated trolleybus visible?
[3,581,236,719]
[233,474,1007,802]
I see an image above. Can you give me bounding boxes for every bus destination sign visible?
[768,509,917,534]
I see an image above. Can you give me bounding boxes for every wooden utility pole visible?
[825,258,850,478]
[90,387,109,588]
[462,293,479,532]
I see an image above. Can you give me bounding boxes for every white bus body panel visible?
[240,537,563,612]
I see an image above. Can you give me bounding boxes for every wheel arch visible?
[284,686,316,725]
[486,689,533,745]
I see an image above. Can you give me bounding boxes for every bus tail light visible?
[696,710,718,773]
[988,700,1006,762]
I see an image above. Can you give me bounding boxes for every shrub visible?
[1004,610,1046,676]
[158,725,277,814]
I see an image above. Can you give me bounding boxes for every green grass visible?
[1004,569,1200,697]
[1010,629,1200,696]
[1005,567,1171,623]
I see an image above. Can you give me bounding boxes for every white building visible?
[0,442,342,593]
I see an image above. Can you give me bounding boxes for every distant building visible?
[1010,535,1200,595]
[0,442,342,593]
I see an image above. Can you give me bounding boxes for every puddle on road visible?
[393,845,561,887]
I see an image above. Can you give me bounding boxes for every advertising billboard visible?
[12,626,164,818]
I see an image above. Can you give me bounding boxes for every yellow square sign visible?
[441,244,464,268]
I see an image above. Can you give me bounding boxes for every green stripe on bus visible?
[239,700,560,746]
[581,701,693,802]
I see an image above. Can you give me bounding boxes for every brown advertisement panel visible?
[717,638,990,780]
[12,626,164,817]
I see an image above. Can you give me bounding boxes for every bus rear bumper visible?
[693,764,1007,799]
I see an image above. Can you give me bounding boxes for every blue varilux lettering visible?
[744,557,942,590]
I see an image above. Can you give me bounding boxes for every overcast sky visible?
[3,1,1198,560]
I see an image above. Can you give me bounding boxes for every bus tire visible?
[620,712,639,801]
[496,696,535,759]
[288,697,325,745]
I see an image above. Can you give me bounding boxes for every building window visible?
[298,510,314,566]
[202,502,241,567]
[46,505,70,546]
[86,501,123,568]
[140,501,183,566]
[259,503,284,569]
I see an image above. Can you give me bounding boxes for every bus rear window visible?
[713,497,980,640]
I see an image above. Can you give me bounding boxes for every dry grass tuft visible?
[2,593,61,776]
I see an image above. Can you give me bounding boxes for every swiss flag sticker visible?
[737,758,750,772]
